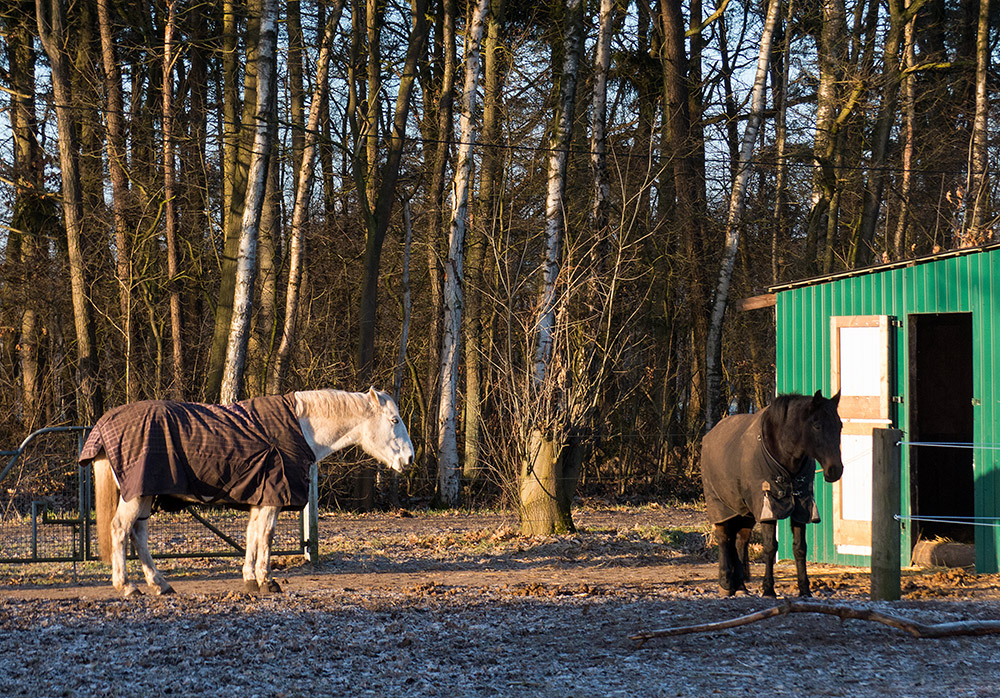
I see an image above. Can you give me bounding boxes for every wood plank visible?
[735,293,777,311]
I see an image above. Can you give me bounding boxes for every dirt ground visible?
[2,504,1000,697]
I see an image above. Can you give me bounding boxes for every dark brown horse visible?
[701,391,843,597]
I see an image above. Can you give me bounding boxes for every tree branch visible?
[630,600,1000,647]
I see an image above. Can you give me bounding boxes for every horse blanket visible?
[701,409,820,526]
[79,395,317,509]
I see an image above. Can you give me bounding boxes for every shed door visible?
[830,315,893,556]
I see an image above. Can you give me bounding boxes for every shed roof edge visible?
[766,242,1000,293]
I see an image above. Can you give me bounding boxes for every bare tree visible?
[354,0,430,383]
[422,0,457,463]
[220,0,279,404]
[96,0,137,401]
[269,1,345,394]
[968,0,990,235]
[464,0,507,480]
[659,0,708,433]
[6,6,46,427]
[36,0,102,423]
[162,0,184,397]
[855,0,929,264]
[771,0,793,282]
[437,0,491,507]
[208,0,264,400]
[804,0,849,272]
[893,0,917,259]
[521,0,585,535]
[704,0,780,430]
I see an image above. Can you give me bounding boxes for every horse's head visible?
[359,388,415,474]
[805,390,843,483]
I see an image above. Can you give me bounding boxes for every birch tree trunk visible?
[531,0,582,384]
[704,0,780,430]
[521,0,584,535]
[464,0,507,480]
[220,0,279,404]
[423,0,457,463]
[162,0,185,398]
[208,0,262,400]
[36,0,102,423]
[590,0,613,261]
[771,0,793,282]
[969,0,990,234]
[269,3,344,393]
[436,0,491,507]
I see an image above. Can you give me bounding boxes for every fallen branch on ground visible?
[630,599,1000,646]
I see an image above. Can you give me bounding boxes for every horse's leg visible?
[110,497,147,596]
[243,507,261,593]
[714,521,744,596]
[791,520,812,597]
[130,505,174,595]
[735,524,753,584]
[254,506,281,593]
[760,520,779,597]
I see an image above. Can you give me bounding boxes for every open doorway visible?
[908,313,974,544]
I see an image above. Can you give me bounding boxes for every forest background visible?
[0,0,994,531]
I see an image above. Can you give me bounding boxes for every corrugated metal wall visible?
[774,250,1000,572]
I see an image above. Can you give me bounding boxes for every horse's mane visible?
[767,393,799,419]
[293,389,373,420]
[762,392,815,437]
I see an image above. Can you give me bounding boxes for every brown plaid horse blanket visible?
[701,409,820,527]
[79,395,316,509]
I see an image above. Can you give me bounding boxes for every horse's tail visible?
[93,454,118,563]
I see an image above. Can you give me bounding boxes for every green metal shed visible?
[768,242,1000,573]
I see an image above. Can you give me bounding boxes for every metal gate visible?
[0,427,319,564]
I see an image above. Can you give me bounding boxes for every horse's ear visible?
[810,390,824,411]
[368,386,382,410]
[830,390,841,409]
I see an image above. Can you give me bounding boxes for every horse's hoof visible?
[260,579,282,594]
[156,585,176,596]
[122,585,142,597]
[244,580,260,594]
[798,590,813,598]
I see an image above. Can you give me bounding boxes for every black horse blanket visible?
[79,395,317,509]
[701,409,820,526]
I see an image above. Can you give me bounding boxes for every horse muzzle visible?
[822,461,844,483]
[391,452,415,474]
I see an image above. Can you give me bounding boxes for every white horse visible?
[87,388,414,596]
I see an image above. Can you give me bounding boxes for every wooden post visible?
[871,428,902,600]
[302,462,319,561]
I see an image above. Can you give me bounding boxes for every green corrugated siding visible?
[775,248,1000,572]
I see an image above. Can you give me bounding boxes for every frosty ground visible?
[2,505,999,697]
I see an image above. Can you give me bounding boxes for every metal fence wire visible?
[0,427,310,564]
